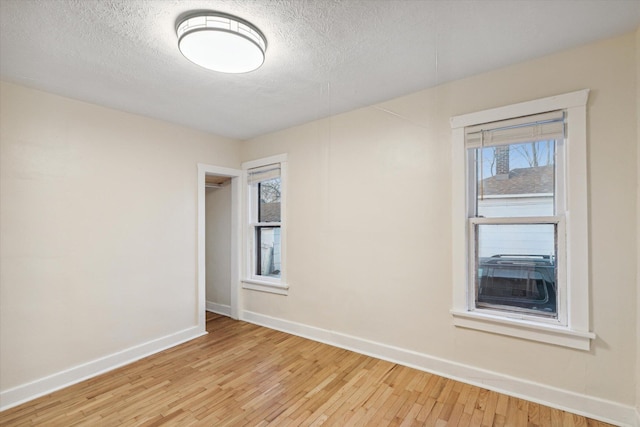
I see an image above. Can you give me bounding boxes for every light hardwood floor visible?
[0,312,614,426]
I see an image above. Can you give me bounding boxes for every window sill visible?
[242,279,289,295]
[451,309,595,350]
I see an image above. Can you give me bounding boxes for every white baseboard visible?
[241,310,637,427]
[206,301,231,316]
[0,326,206,412]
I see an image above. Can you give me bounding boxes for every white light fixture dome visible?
[176,12,267,74]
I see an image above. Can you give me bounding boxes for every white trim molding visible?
[242,279,289,295]
[197,163,243,321]
[450,90,590,129]
[449,89,594,349]
[450,309,594,351]
[242,310,636,427]
[0,326,205,412]
[206,301,232,316]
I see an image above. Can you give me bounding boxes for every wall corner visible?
[635,25,640,420]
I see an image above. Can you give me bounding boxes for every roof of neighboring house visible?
[481,165,553,196]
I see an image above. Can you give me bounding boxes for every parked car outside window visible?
[477,254,557,317]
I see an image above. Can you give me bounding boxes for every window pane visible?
[474,141,555,218]
[475,223,557,317]
[256,226,281,278]
[258,178,281,222]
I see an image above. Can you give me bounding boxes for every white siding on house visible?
[477,223,555,259]
[477,194,553,217]
[477,196,554,257]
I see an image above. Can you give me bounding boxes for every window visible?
[254,174,281,278]
[468,112,563,322]
[450,90,595,350]
[242,154,288,295]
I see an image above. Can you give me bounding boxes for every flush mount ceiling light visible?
[176,12,267,74]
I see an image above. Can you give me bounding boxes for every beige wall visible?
[0,82,241,391]
[242,33,638,407]
[205,185,232,307]
[636,27,640,418]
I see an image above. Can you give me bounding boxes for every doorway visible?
[197,164,242,333]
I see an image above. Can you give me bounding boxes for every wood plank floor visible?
[0,312,614,426]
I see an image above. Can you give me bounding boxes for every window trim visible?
[242,154,289,295]
[450,90,595,350]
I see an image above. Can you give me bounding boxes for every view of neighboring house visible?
[476,145,555,258]
[258,201,282,277]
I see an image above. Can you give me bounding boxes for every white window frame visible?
[242,154,289,295]
[468,217,566,324]
[450,90,595,350]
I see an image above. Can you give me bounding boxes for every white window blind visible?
[465,110,565,148]
[247,163,280,185]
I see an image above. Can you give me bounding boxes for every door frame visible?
[197,163,243,332]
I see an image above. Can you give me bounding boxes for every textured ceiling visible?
[1,0,639,140]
